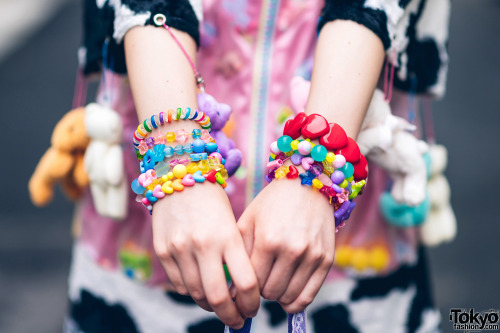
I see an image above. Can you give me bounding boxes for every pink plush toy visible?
[197,93,242,176]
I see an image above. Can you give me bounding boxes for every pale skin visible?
[125,19,384,329]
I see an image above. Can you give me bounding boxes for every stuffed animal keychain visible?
[84,103,128,220]
[29,108,90,206]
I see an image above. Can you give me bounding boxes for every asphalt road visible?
[0,1,499,332]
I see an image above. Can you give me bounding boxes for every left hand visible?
[237,177,335,313]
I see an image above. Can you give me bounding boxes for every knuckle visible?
[322,254,335,270]
[154,243,170,261]
[208,292,228,308]
[189,289,205,301]
[298,295,314,308]
[226,318,244,329]
[309,247,325,263]
[238,279,257,294]
[262,236,281,252]
[286,242,308,259]
[170,234,188,253]
[191,232,211,250]
[262,289,276,301]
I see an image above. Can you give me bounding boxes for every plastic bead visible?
[173,145,184,155]
[205,169,217,182]
[283,112,307,139]
[290,140,299,151]
[208,157,221,169]
[339,179,348,188]
[152,185,165,198]
[312,179,323,189]
[190,153,208,161]
[210,152,223,163]
[219,165,228,179]
[301,114,330,139]
[166,132,175,142]
[297,140,312,155]
[192,139,206,153]
[183,143,193,154]
[270,141,280,155]
[311,145,328,162]
[277,135,293,153]
[326,152,335,163]
[333,154,346,169]
[198,160,209,173]
[290,153,302,165]
[172,164,187,179]
[330,170,345,185]
[274,166,289,178]
[154,160,170,176]
[205,142,218,154]
[287,166,299,179]
[334,246,352,268]
[186,162,199,174]
[131,178,146,194]
[182,174,195,186]
[339,162,354,179]
[192,170,205,182]
[192,129,201,139]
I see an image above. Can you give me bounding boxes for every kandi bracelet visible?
[133,107,212,150]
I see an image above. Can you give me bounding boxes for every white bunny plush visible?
[420,144,457,246]
[358,90,428,206]
[84,103,127,220]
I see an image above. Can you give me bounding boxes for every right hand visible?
[152,182,260,329]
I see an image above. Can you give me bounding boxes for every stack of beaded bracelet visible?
[133,107,212,150]
[132,135,228,214]
[266,112,369,231]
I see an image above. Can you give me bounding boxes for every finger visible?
[236,208,255,256]
[177,252,212,312]
[261,253,301,301]
[224,237,260,318]
[277,252,323,305]
[280,259,332,314]
[158,254,188,295]
[198,254,245,329]
[250,242,276,293]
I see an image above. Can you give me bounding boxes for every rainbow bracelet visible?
[133,107,212,150]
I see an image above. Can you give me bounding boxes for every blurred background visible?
[0,0,498,332]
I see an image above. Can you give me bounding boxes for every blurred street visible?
[0,1,499,332]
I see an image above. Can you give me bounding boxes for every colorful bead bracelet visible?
[139,140,224,172]
[132,165,227,214]
[133,107,212,150]
[136,129,213,154]
[266,113,369,230]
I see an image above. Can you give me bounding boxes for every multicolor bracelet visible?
[139,139,224,172]
[267,112,369,230]
[136,129,213,155]
[133,107,212,150]
[132,164,227,214]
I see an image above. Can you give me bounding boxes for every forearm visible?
[124,25,198,131]
[306,20,385,139]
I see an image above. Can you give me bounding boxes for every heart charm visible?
[320,123,348,150]
[145,190,158,203]
[172,179,184,191]
[301,114,329,139]
[283,112,307,139]
[301,157,314,170]
[192,170,205,183]
[141,197,151,205]
[352,154,368,181]
[335,138,361,163]
[153,185,165,199]
[161,181,174,194]
[205,169,217,183]
[182,174,195,186]
[286,165,299,179]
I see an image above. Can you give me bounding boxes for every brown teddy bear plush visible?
[29,108,90,206]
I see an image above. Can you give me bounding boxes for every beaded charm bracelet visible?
[132,164,227,214]
[133,107,212,150]
[267,112,369,230]
[136,129,213,155]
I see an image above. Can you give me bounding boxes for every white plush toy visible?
[358,89,429,206]
[84,103,127,220]
[420,144,457,246]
